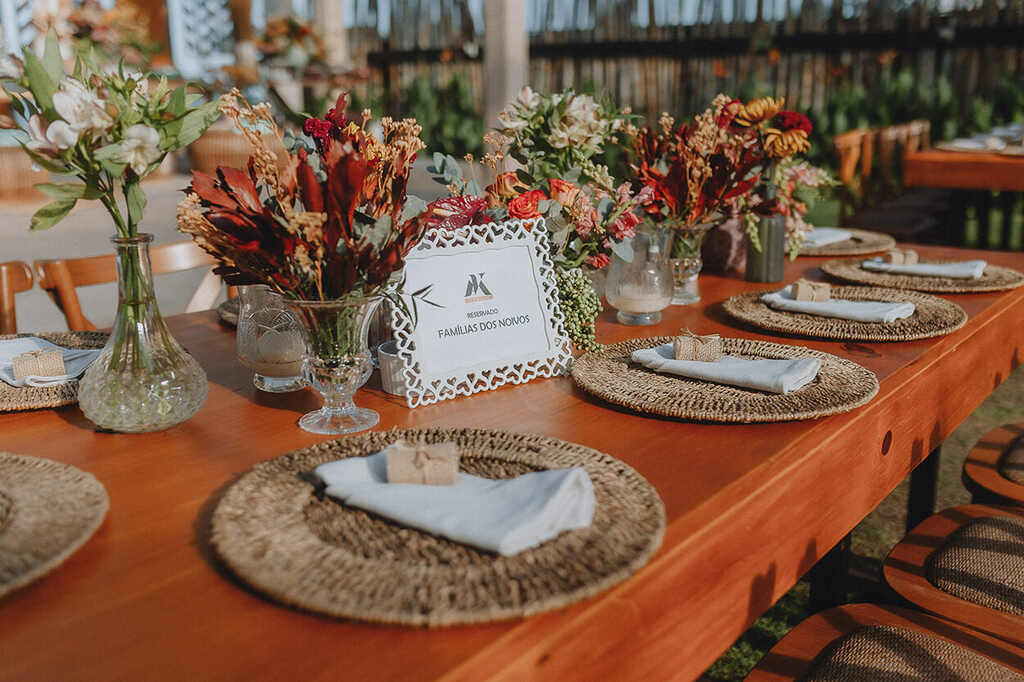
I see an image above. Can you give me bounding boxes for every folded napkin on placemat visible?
[862,258,987,280]
[314,451,595,556]
[631,343,820,394]
[0,337,100,388]
[761,288,915,323]
[803,227,852,248]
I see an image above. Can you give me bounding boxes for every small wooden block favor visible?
[673,330,722,362]
[791,279,832,302]
[12,349,65,381]
[385,441,460,486]
[882,249,919,265]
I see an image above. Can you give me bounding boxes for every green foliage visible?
[402,75,483,156]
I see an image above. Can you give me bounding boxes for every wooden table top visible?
[3,245,1024,682]
[903,149,1024,191]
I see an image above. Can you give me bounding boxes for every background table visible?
[2,245,1024,681]
[903,149,1024,192]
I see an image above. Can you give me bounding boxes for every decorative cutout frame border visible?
[390,218,573,408]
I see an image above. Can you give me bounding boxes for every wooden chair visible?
[0,260,33,334]
[832,129,867,224]
[883,504,1024,648]
[34,241,225,331]
[962,422,1024,506]
[746,603,1024,680]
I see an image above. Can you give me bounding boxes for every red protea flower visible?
[773,111,812,134]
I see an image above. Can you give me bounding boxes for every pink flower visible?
[608,211,640,241]
[586,253,611,269]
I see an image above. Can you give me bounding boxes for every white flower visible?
[46,120,79,150]
[517,86,540,109]
[114,124,162,175]
[26,114,55,153]
[0,56,22,80]
[53,78,113,138]
[548,127,570,149]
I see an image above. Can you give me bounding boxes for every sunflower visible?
[764,127,811,157]
[735,97,785,127]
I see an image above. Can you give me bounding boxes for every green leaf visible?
[93,142,124,160]
[41,30,64,83]
[168,85,186,117]
[125,181,146,227]
[400,195,428,224]
[36,182,100,201]
[30,197,76,231]
[21,50,57,119]
[173,98,221,148]
[19,143,70,174]
[99,157,127,177]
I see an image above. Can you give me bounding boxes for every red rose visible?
[548,178,580,207]
[508,189,547,221]
[773,111,812,134]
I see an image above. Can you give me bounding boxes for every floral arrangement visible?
[67,0,159,67]
[627,96,767,259]
[732,96,813,159]
[1,32,221,235]
[178,90,428,305]
[730,158,836,258]
[254,16,326,69]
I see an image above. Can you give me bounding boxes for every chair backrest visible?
[0,260,33,334]
[166,0,238,80]
[0,0,38,55]
[34,240,220,331]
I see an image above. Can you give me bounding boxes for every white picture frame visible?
[390,217,573,408]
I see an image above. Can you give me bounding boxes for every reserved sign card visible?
[391,218,572,408]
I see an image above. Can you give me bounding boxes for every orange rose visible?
[484,171,526,208]
[548,178,580,207]
[508,190,547,221]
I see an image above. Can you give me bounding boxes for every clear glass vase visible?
[77,234,208,433]
[605,225,674,325]
[284,296,380,435]
[669,218,719,305]
[236,285,305,393]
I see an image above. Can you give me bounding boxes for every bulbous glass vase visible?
[605,225,674,325]
[236,285,305,393]
[77,234,208,433]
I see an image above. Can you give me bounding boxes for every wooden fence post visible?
[483,0,529,128]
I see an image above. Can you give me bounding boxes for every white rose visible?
[548,127,570,149]
[26,114,56,153]
[517,86,540,109]
[114,124,162,175]
[53,78,113,137]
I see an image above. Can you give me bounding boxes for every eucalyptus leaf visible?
[365,215,393,250]
[30,198,76,231]
[610,237,635,263]
[597,197,614,218]
[464,179,483,197]
[400,195,429,223]
[563,166,582,184]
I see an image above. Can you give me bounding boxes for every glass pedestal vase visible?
[285,296,380,435]
[746,182,787,283]
[236,285,305,393]
[77,234,208,433]
[605,225,674,326]
[669,219,718,305]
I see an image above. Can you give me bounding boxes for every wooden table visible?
[903,149,1024,192]
[3,245,1024,682]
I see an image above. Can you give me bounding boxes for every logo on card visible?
[464,273,494,303]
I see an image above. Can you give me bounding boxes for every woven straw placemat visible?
[211,428,666,627]
[217,298,239,327]
[806,625,1024,682]
[798,229,896,257]
[1000,439,1024,485]
[722,286,967,342]
[571,336,878,423]
[821,258,1024,293]
[0,332,108,412]
[0,453,109,598]
[927,516,1024,616]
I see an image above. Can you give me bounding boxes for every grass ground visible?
[700,192,1024,680]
